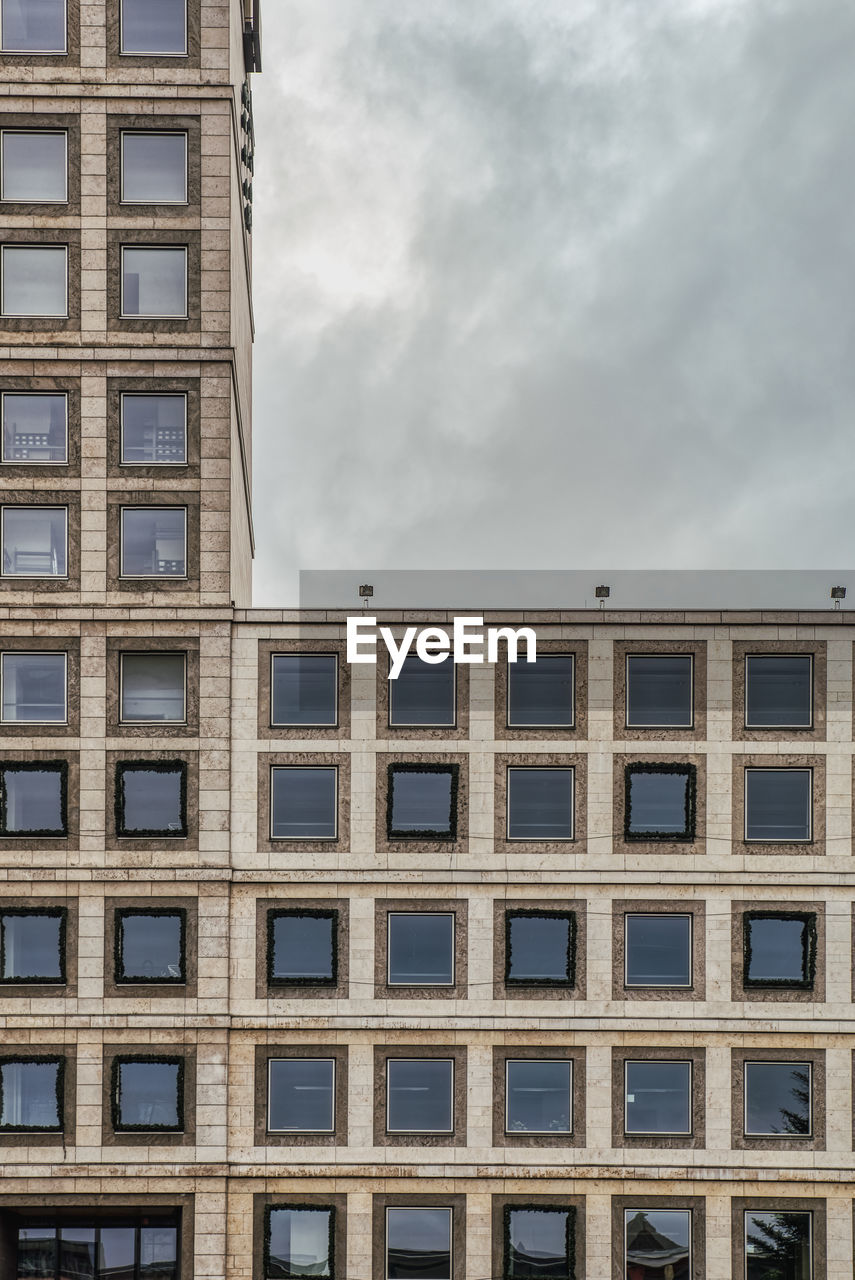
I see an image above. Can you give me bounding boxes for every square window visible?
[626,654,693,728]
[120,0,188,55]
[744,912,815,988]
[115,909,185,983]
[268,909,337,985]
[1,245,67,316]
[268,1058,335,1133]
[388,655,455,727]
[120,246,187,317]
[624,1060,691,1135]
[121,132,187,204]
[0,762,66,836]
[0,909,65,982]
[505,1059,572,1135]
[0,1057,61,1130]
[265,1205,334,1280]
[625,914,692,988]
[2,392,68,462]
[744,1061,812,1137]
[745,655,812,728]
[386,1207,451,1280]
[1,131,66,202]
[120,393,187,465]
[505,910,575,987]
[508,654,574,727]
[625,1209,691,1279]
[119,652,186,723]
[503,1205,574,1279]
[271,654,337,727]
[387,764,458,839]
[744,1210,812,1279]
[1,506,67,577]
[120,506,187,578]
[745,768,812,841]
[507,767,573,840]
[115,762,186,838]
[0,0,66,52]
[388,912,454,986]
[1,652,67,723]
[270,767,337,840]
[624,764,696,841]
[386,1058,453,1133]
[112,1057,182,1131]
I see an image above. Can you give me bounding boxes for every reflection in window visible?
[387,1058,453,1133]
[265,1205,333,1280]
[121,246,187,317]
[268,909,337,985]
[624,1209,690,1280]
[115,762,186,837]
[387,764,457,839]
[0,0,67,53]
[120,393,187,464]
[389,655,455,727]
[508,654,574,727]
[745,769,812,841]
[744,1061,812,1137]
[745,1210,812,1280]
[744,912,815,988]
[2,393,67,463]
[507,767,573,840]
[1,131,66,202]
[625,914,692,987]
[119,652,186,722]
[1,506,67,577]
[270,767,337,840]
[505,1060,571,1135]
[120,0,187,56]
[0,1057,61,1130]
[0,909,65,982]
[113,1057,182,1130]
[2,652,66,722]
[120,507,186,578]
[388,912,454,986]
[624,764,696,841]
[626,655,693,727]
[386,1207,451,1280]
[116,909,185,983]
[505,911,575,987]
[624,1060,691,1135]
[0,763,66,836]
[745,655,812,727]
[1,245,67,317]
[271,654,337,726]
[16,1215,179,1280]
[268,1058,335,1133]
[121,132,187,204]
[504,1206,574,1279]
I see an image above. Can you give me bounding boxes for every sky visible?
[250,0,855,606]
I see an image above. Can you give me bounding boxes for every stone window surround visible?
[0,897,78,997]
[257,639,352,741]
[612,753,707,857]
[0,636,80,737]
[106,0,201,69]
[375,645,470,740]
[612,897,706,1002]
[732,640,827,741]
[493,897,587,1000]
[255,897,350,1000]
[105,635,200,738]
[0,112,81,214]
[375,752,469,856]
[0,0,81,67]
[105,491,200,596]
[102,1043,196,1147]
[103,895,197,1000]
[106,375,201,480]
[253,1042,348,1148]
[254,1193,347,1280]
[256,753,351,855]
[611,1046,706,1150]
[0,750,78,852]
[0,492,81,595]
[0,1047,76,1147]
[494,638,589,740]
[0,229,81,332]
[106,113,202,218]
[374,896,468,1000]
[731,1197,825,1280]
[731,753,825,855]
[0,374,81,479]
[106,228,201,334]
[105,748,198,852]
[372,1193,466,1280]
[494,752,587,855]
[732,900,825,1003]
[611,1195,705,1280]
[731,1047,825,1152]
[491,1045,586,1149]
[373,1044,468,1148]
[613,639,707,741]
[492,1194,586,1280]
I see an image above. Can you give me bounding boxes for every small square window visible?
[0,909,65,983]
[505,910,575,987]
[120,506,187,578]
[744,767,812,841]
[744,1209,812,1279]
[1,245,67,317]
[745,655,812,728]
[1,506,68,577]
[112,1056,182,1131]
[624,1060,691,1135]
[626,655,693,728]
[1,652,67,723]
[2,392,68,463]
[625,1209,691,1278]
[1,131,66,202]
[386,1207,451,1280]
[119,652,186,723]
[0,1057,62,1130]
[386,1058,453,1133]
[265,1205,334,1280]
[268,1058,335,1133]
[0,762,66,836]
[507,767,573,840]
[120,393,187,465]
[503,1205,575,1279]
[388,655,455,727]
[270,767,337,840]
[624,763,696,841]
[121,246,187,318]
[115,909,185,984]
[120,0,188,55]
[0,0,66,52]
[744,912,815,989]
[508,654,574,727]
[115,762,186,838]
[268,909,337,985]
[625,914,692,988]
[505,1059,572,1135]
[387,764,458,839]
[388,912,454,986]
[744,1061,812,1137]
[121,132,187,204]
[271,654,337,727]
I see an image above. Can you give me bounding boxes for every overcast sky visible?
[250,0,855,606]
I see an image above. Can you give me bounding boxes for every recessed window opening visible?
[120,393,187,465]
[1,392,68,463]
[1,651,67,723]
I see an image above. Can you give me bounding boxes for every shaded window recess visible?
[111,1056,184,1132]
[0,908,66,984]
[743,911,816,989]
[115,908,186,984]
[114,761,187,838]
[267,909,338,986]
[624,763,696,842]
[387,763,458,839]
[0,761,68,837]
[505,910,576,988]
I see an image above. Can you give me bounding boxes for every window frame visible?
[119,390,188,466]
[623,1057,693,1137]
[385,1205,452,1280]
[623,761,697,843]
[0,760,68,838]
[0,650,68,725]
[118,504,188,580]
[744,652,814,729]
[266,907,339,989]
[502,1202,575,1280]
[1,390,69,465]
[119,129,188,205]
[506,652,575,729]
[119,243,189,319]
[111,1053,185,1134]
[743,1059,813,1139]
[118,650,187,725]
[386,762,459,840]
[269,764,339,842]
[385,1056,455,1136]
[387,654,457,729]
[0,0,68,54]
[114,759,188,839]
[505,764,575,842]
[267,1056,336,1135]
[624,911,693,990]
[0,243,68,317]
[114,906,186,986]
[744,766,813,843]
[625,1207,692,1278]
[0,504,69,579]
[0,907,67,986]
[0,129,68,204]
[119,0,188,57]
[743,1208,812,1280]
[504,1057,573,1137]
[386,910,456,988]
[269,651,339,728]
[263,1202,337,1280]
[625,652,694,729]
[743,910,816,990]
[504,908,576,989]
[0,1054,64,1132]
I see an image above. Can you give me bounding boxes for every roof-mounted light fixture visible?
[594,584,610,610]
[831,585,846,610]
[359,583,374,609]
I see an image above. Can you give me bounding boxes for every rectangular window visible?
[120,0,188,56]
[505,910,575,987]
[1,652,67,723]
[388,655,455,726]
[265,1205,334,1280]
[15,1216,180,1280]
[115,908,185,984]
[745,655,812,728]
[268,909,337,986]
[625,914,692,988]
[505,1059,572,1135]
[268,1058,335,1133]
[0,909,65,983]
[112,1056,182,1131]
[120,246,187,318]
[386,1058,453,1133]
[387,912,454,986]
[744,1061,812,1137]
[625,1209,691,1280]
[624,763,696,841]
[270,766,337,840]
[504,1205,574,1279]
[0,762,66,836]
[121,132,188,204]
[1,245,67,317]
[0,0,66,52]
[1,506,68,577]
[744,768,812,842]
[1,130,66,202]
[119,652,186,723]
[744,912,815,989]
[508,654,574,727]
[0,1057,62,1130]
[120,393,187,465]
[2,392,68,463]
[626,654,693,727]
[120,506,187,578]
[386,1207,451,1280]
[115,761,186,838]
[624,1060,691,1135]
[507,767,573,840]
[744,1210,811,1280]
[271,654,337,727]
[387,763,458,839]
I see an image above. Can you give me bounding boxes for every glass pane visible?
[506,913,572,984]
[745,1211,811,1280]
[121,0,187,54]
[2,912,63,980]
[506,1060,572,1134]
[120,394,187,464]
[746,916,808,984]
[118,766,184,835]
[1,0,65,51]
[625,1061,691,1134]
[746,656,812,727]
[389,768,454,835]
[116,1060,180,1128]
[120,508,186,577]
[270,913,335,982]
[268,1058,335,1132]
[508,655,574,726]
[59,1227,96,1280]
[625,1210,690,1280]
[1,246,66,316]
[507,768,573,840]
[2,132,66,201]
[139,1225,179,1280]
[506,1208,570,1278]
[121,247,186,317]
[387,1059,452,1132]
[17,1226,57,1279]
[626,655,693,726]
[2,653,66,722]
[388,913,454,985]
[2,766,64,834]
[2,507,67,576]
[389,656,455,726]
[746,770,811,841]
[267,1208,331,1280]
[625,915,691,986]
[2,392,67,462]
[271,655,337,726]
[100,1227,136,1280]
[0,1060,60,1128]
[120,653,185,722]
[387,1207,451,1280]
[626,769,691,837]
[745,1062,811,1136]
[119,913,183,981]
[122,133,187,203]
[270,768,337,839]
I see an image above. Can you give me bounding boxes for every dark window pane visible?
[506,912,573,985]
[120,507,186,577]
[117,765,185,836]
[507,768,573,840]
[121,247,186,317]
[269,912,335,983]
[389,656,455,726]
[270,767,337,839]
[2,652,66,722]
[625,1210,690,1280]
[508,655,574,727]
[100,1227,136,1278]
[139,1225,178,1280]
[506,1207,571,1278]
[388,913,454,985]
[506,1060,571,1134]
[745,769,811,841]
[1,765,65,835]
[1,247,67,317]
[60,1227,96,1280]
[118,912,184,982]
[17,1226,57,1279]
[745,656,812,727]
[626,655,693,727]
[121,0,187,54]
[387,1207,451,1280]
[387,1059,453,1132]
[120,653,185,722]
[2,392,67,462]
[1,0,66,52]
[267,1207,332,1279]
[388,767,455,837]
[745,1211,812,1280]
[2,131,66,201]
[1,911,63,981]
[744,1062,811,1136]
[0,1060,60,1129]
[625,915,691,987]
[625,767,694,840]
[115,1059,180,1129]
[120,394,187,464]
[268,1058,335,1132]
[2,506,67,576]
[271,655,337,726]
[122,133,187,203]
[624,1061,691,1134]
[745,915,811,986]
